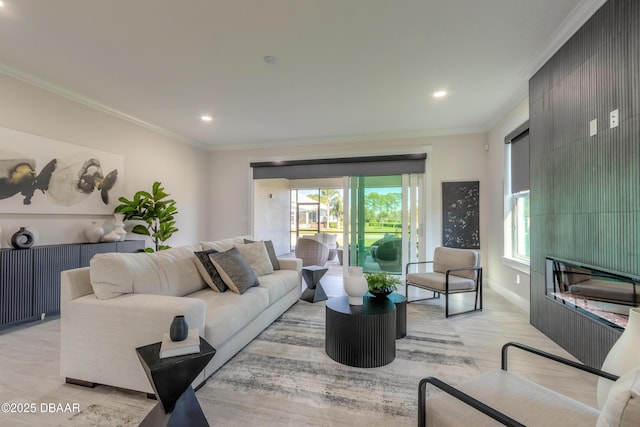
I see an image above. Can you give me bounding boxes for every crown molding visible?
[0,63,210,150]
[518,0,607,79]
[207,125,486,152]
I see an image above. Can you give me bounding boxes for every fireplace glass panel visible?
[545,257,639,329]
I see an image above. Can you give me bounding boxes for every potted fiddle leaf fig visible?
[114,181,178,252]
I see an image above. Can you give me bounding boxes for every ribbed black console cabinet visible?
[0,240,145,330]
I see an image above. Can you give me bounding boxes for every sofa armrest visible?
[60,291,207,393]
[61,267,94,303]
[278,257,302,272]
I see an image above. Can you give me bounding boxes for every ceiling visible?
[0,0,604,150]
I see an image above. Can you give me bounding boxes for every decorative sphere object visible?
[344,266,368,305]
[85,222,104,243]
[170,315,189,341]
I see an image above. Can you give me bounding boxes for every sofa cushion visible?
[258,270,299,305]
[90,245,205,299]
[188,286,270,348]
[598,368,640,427]
[194,249,227,293]
[235,241,274,276]
[209,248,259,294]
[200,236,248,252]
[244,239,280,270]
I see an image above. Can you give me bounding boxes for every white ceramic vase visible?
[597,307,640,408]
[344,266,368,305]
[102,230,121,243]
[113,213,126,241]
[85,221,104,243]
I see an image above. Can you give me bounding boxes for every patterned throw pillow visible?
[208,247,260,294]
[236,241,274,276]
[194,249,227,292]
[244,239,280,270]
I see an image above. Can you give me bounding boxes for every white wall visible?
[0,73,210,248]
[486,97,530,311]
[252,179,291,255]
[208,133,491,266]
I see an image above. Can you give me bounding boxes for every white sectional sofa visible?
[60,236,302,394]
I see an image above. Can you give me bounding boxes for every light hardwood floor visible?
[0,269,599,426]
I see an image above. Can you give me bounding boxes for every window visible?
[505,121,530,263]
[512,191,530,260]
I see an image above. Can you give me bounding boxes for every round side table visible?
[325,295,396,367]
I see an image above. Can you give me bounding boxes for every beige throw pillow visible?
[235,242,274,276]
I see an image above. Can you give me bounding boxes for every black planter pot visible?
[369,287,395,298]
[169,315,189,341]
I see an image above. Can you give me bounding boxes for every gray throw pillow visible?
[209,247,260,294]
[244,239,280,270]
[194,249,227,292]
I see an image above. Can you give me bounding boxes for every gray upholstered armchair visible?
[295,237,330,267]
[405,246,482,317]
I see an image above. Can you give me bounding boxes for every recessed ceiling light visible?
[263,56,278,65]
[200,115,213,122]
[0,2,4,7]
[433,90,447,98]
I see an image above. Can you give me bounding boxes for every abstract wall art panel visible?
[0,127,124,214]
[442,180,479,249]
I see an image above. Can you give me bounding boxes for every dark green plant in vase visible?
[364,272,401,298]
[114,181,178,252]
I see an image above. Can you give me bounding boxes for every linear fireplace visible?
[545,257,640,330]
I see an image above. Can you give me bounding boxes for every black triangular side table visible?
[136,337,216,427]
[301,265,329,303]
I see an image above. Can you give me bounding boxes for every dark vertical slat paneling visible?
[116,240,145,253]
[80,242,117,266]
[33,245,81,316]
[0,250,34,325]
[530,0,639,367]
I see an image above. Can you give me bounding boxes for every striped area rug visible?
[198,299,480,426]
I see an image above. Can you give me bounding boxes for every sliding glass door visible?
[344,174,423,275]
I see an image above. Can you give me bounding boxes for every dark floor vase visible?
[170,315,189,341]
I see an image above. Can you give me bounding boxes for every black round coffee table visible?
[325,295,396,367]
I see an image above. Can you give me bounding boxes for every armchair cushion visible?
[406,271,475,292]
[426,370,599,426]
[597,368,640,427]
[433,246,479,280]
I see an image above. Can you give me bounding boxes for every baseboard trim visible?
[485,278,530,314]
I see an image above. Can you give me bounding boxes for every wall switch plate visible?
[516,274,521,285]
[610,109,619,128]
[590,119,597,136]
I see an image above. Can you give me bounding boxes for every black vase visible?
[11,227,35,250]
[169,315,189,341]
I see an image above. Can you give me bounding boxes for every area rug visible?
[197,300,480,426]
